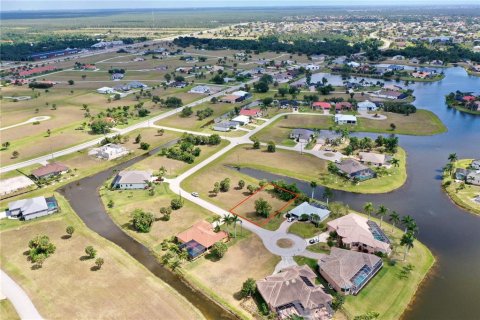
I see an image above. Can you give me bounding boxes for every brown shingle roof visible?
[176,220,228,248]
[256,265,332,311]
[32,163,69,178]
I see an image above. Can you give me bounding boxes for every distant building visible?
[357,100,378,112]
[91,40,124,48]
[88,143,130,160]
[312,102,332,110]
[97,87,115,94]
[334,114,357,125]
[319,248,383,295]
[239,108,262,117]
[231,115,250,125]
[189,85,211,94]
[213,121,239,132]
[8,196,59,221]
[290,129,316,143]
[112,170,153,189]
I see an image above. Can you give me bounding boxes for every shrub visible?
[28,235,56,263]
[171,198,184,210]
[140,142,150,150]
[85,246,97,259]
[131,209,154,233]
[211,241,228,258]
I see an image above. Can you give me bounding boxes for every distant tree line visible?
[0,37,147,61]
[383,44,480,63]
[381,102,416,115]
[173,36,360,57]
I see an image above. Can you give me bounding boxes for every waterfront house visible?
[288,202,330,222]
[318,248,383,295]
[112,170,153,189]
[466,171,480,186]
[176,220,228,259]
[334,114,357,125]
[290,129,316,143]
[471,160,480,170]
[335,159,375,181]
[32,163,69,180]
[358,152,389,167]
[8,196,59,221]
[257,265,333,320]
[327,213,391,254]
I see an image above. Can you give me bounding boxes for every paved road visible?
[0,270,43,320]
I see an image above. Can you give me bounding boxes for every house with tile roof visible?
[176,221,228,259]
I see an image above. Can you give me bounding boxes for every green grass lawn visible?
[288,221,323,238]
[295,214,435,320]
[307,242,331,254]
[442,159,480,215]
[0,299,19,320]
[318,147,408,194]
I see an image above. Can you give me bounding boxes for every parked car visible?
[309,238,319,244]
[191,192,199,197]
[287,217,295,222]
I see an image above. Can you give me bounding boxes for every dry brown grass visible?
[0,198,204,320]
[184,233,280,318]
[0,299,19,320]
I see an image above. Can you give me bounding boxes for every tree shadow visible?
[204,252,220,262]
[90,266,100,272]
[23,250,30,256]
[61,235,72,240]
[233,291,245,301]
[31,264,42,271]
[242,191,253,197]
[121,222,136,232]
[79,255,91,261]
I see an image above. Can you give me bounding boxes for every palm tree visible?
[400,232,415,261]
[401,215,415,234]
[448,153,458,163]
[230,215,241,238]
[310,181,317,199]
[390,158,400,167]
[212,216,221,228]
[389,211,400,232]
[406,221,419,236]
[444,162,454,176]
[376,205,388,227]
[222,214,232,235]
[363,202,374,221]
[311,214,321,227]
[323,187,333,206]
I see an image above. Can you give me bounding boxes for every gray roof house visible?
[455,168,469,181]
[318,247,383,295]
[335,159,376,181]
[8,196,58,221]
[357,100,378,112]
[289,202,330,222]
[466,171,480,186]
[213,121,239,132]
[471,159,480,170]
[290,129,316,143]
[257,265,333,320]
[112,170,153,189]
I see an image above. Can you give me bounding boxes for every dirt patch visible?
[276,238,294,248]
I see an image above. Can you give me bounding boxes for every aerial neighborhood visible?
[0,4,478,320]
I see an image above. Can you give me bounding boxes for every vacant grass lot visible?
[181,145,328,208]
[443,159,480,215]
[0,300,19,320]
[0,195,204,320]
[101,183,215,254]
[253,110,446,146]
[183,231,281,320]
[288,221,324,238]
[295,214,435,320]
[131,140,230,178]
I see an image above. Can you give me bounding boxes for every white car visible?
[191,192,199,197]
[287,217,295,222]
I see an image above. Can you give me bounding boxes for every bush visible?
[253,139,260,149]
[85,246,97,259]
[66,226,75,237]
[171,198,184,210]
[28,235,56,263]
[140,142,150,150]
[211,241,228,258]
[241,278,257,298]
[220,178,231,192]
[267,141,276,152]
[131,209,154,233]
[255,198,272,218]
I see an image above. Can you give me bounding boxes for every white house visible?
[213,121,239,132]
[288,202,330,221]
[112,170,153,189]
[8,196,59,221]
[357,100,378,112]
[189,85,211,94]
[305,64,320,71]
[335,114,357,125]
[347,61,360,68]
[97,87,115,94]
[88,143,130,160]
[231,115,250,126]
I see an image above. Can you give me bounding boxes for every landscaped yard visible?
[0,194,204,320]
[183,230,281,320]
[442,159,480,215]
[295,214,435,320]
[318,147,408,194]
[101,183,215,253]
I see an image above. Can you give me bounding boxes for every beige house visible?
[318,248,383,295]
[358,152,388,167]
[327,213,391,255]
[257,265,333,320]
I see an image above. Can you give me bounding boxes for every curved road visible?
[0,270,43,320]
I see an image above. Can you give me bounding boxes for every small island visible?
[443,157,480,215]
[445,91,480,115]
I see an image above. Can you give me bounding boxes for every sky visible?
[2,0,480,11]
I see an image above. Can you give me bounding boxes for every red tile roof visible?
[32,162,69,178]
[463,95,476,102]
[177,221,228,248]
[18,65,57,77]
[312,102,332,109]
[240,108,261,116]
